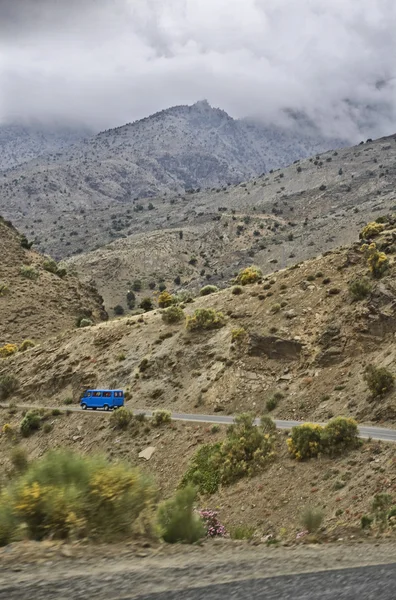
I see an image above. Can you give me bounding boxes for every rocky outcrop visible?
[248,334,302,360]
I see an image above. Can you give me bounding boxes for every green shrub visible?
[161,305,184,324]
[300,507,324,533]
[364,365,394,397]
[361,243,389,278]
[20,265,39,280]
[0,374,19,400]
[270,303,281,314]
[132,280,142,292]
[266,397,277,411]
[230,525,255,540]
[19,339,35,352]
[20,411,42,437]
[126,290,136,309]
[349,277,372,301]
[361,515,372,529]
[320,417,359,457]
[181,414,276,494]
[0,282,9,296]
[236,266,262,286]
[43,423,53,434]
[113,305,125,316]
[79,318,93,328]
[2,450,154,542]
[180,443,222,495]
[152,410,171,426]
[42,259,58,274]
[10,447,29,474]
[231,286,243,295]
[110,407,133,430]
[20,235,33,250]
[231,328,247,343]
[51,408,62,416]
[0,502,16,546]
[157,486,205,544]
[186,308,225,332]
[63,397,74,405]
[139,297,153,312]
[200,285,218,296]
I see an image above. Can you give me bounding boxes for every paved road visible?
[2,563,396,600]
[2,404,396,442]
[137,563,396,600]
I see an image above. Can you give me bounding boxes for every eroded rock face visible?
[248,334,302,360]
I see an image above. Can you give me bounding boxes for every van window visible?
[103,392,111,397]
[93,391,102,397]
[85,392,91,397]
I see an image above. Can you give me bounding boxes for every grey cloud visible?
[1,0,396,141]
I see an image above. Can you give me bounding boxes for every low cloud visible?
[1,0,396,140]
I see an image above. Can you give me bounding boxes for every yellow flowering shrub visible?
[186,308,225,331]
[0,450,155,544]
[287,424,323,460]
[288,417,359,460]
[361,243,389,278]
[236,266,262,286]
[0,344,18,358]
[359,221,385,240]
[158,291,174,308]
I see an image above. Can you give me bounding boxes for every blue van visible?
[80,390,124,411]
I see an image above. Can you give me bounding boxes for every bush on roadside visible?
[0,450,155,544]
[20,265,39,280]
[157,486,205,544]
[20,411,42,437]
[152,410,171,427]
[185,308,225,332]
[364,365,394,397]
[229,525,255,540]
[287,417,359,460]
[109,407,133,430]
[300,507,324,533]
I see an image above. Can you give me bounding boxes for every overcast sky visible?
[1,0,396,140]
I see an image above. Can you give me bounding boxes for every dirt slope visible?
[0,217,107,344]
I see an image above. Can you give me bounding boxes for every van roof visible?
[85,389,124,392]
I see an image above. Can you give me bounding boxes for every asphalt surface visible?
[2,563,395,600]
[2,404,396,442]
[137,563,396,600]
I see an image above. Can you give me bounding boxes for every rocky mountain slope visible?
[0,217,107,344]
[0,123,91,171]
[3,222,396,425]
[0,101,343,259]
[2,222,396,536]
[67,133,396,313]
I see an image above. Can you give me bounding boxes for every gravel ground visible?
[2,539,396,600]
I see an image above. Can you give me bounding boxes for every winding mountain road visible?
[3,404,396,442]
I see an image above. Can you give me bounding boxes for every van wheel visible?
[81,403,87,410]
[103,405,109,411]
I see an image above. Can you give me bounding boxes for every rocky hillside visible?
[2,222,396,537]
[0,217,107,344]
[68,134,396,313]
[0,101,343,259]
[3,222,396,427]
[0,123,91,171]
